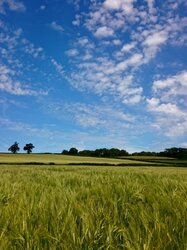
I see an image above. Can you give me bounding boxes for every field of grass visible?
[0,162,187,249]
[0,153,160,166]
[119,156,176,161]
[119,156,187,167]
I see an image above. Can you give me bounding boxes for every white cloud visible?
[165,121,187,137]
[63,102,135,130]
[153,71,187,95]
[150,114,187,138]
[62,0,186,113]
[51,59,64,76]
[50,21,64,33]
[67,0,80,10]
[72,14,81,26]
[141,30,169,63]
[128,53,143,65]
[0,0,26,14]
[66,48,79,57]
[113,39,122,45]
[121,42,135,52]
[147,69,187,138]
[104,0,122,10]
[78,37,89,46]
[69,54,143,104]
[150,71,187,106]
[0,64,47,96]
[147,98,184,117]
[104,0,134,14]
[82,52,92,61]
[22,39,44,58]
[117,53,143,71]
[146,0,155,13]
[123,94,142,105]
[75,114,105,128]
[0,26,44,60]
[94,26,114,38]
[144,31,168,47]
[0,118,59,140]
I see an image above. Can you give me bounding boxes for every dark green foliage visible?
[62,148,129,158]
[61,150,69,155]
[69,147,78,155]
[132,151,157,156]
[62,148,79,155]
[132,148,187,159]
[79,150,94,156]
[92,148,129,158]
[23,143,35,154]
[159,147,187,159]
[61,147,187,159]
[8,142,20,154]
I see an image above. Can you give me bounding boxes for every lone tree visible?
[23,143,35,154]
[8,142,20,154]
[69,147,78,155]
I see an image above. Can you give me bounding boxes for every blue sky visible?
[0,0,187,153]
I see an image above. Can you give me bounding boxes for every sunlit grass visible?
[0,153,158,165]
[0,164,187,249]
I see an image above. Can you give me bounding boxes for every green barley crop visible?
[0,165,187,249]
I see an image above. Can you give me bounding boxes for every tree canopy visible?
[8,142,20,154]
[62,147,187,159]
[23,143,35,154]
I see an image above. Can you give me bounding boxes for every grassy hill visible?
[1,153,186,167]
[0,153,162,166]
[118,155,187,167]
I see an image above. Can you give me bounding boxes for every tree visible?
[8,142,20,154]
[160,147,187,159]
[69,147,78,155]
[61,150,69,155]
[23,143,35,154]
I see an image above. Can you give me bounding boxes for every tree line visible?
[7,142,187,159]
[62,147,187,159]
[8,142,35,154]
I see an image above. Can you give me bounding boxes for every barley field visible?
[0,153,156,165]
[0,156,187,249]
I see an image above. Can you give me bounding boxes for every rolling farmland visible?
[0,154,187,249]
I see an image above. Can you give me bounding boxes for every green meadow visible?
[0,153,156,165]
[0,154,187,249]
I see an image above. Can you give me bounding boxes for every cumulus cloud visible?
[147,98,184,117]
[147,70,187,138]
[117,53,143,71]
[104,0,134,14]
[146,0,155,13]
[0,0,26,14]
[94,26,114,38]
[144,31,168,47]
[51,59,64,76]
[0,64,47,96]
[72,14,81,26]
[152,71,187,100]
[66,48,79,57]
[62,102,135,130]
[113,39,122,45]
[121,42,136,53]
[22,39,44,58]
[77,37,89,46]
[50,21,64,33]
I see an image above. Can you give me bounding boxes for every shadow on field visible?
[0,161,186,167]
